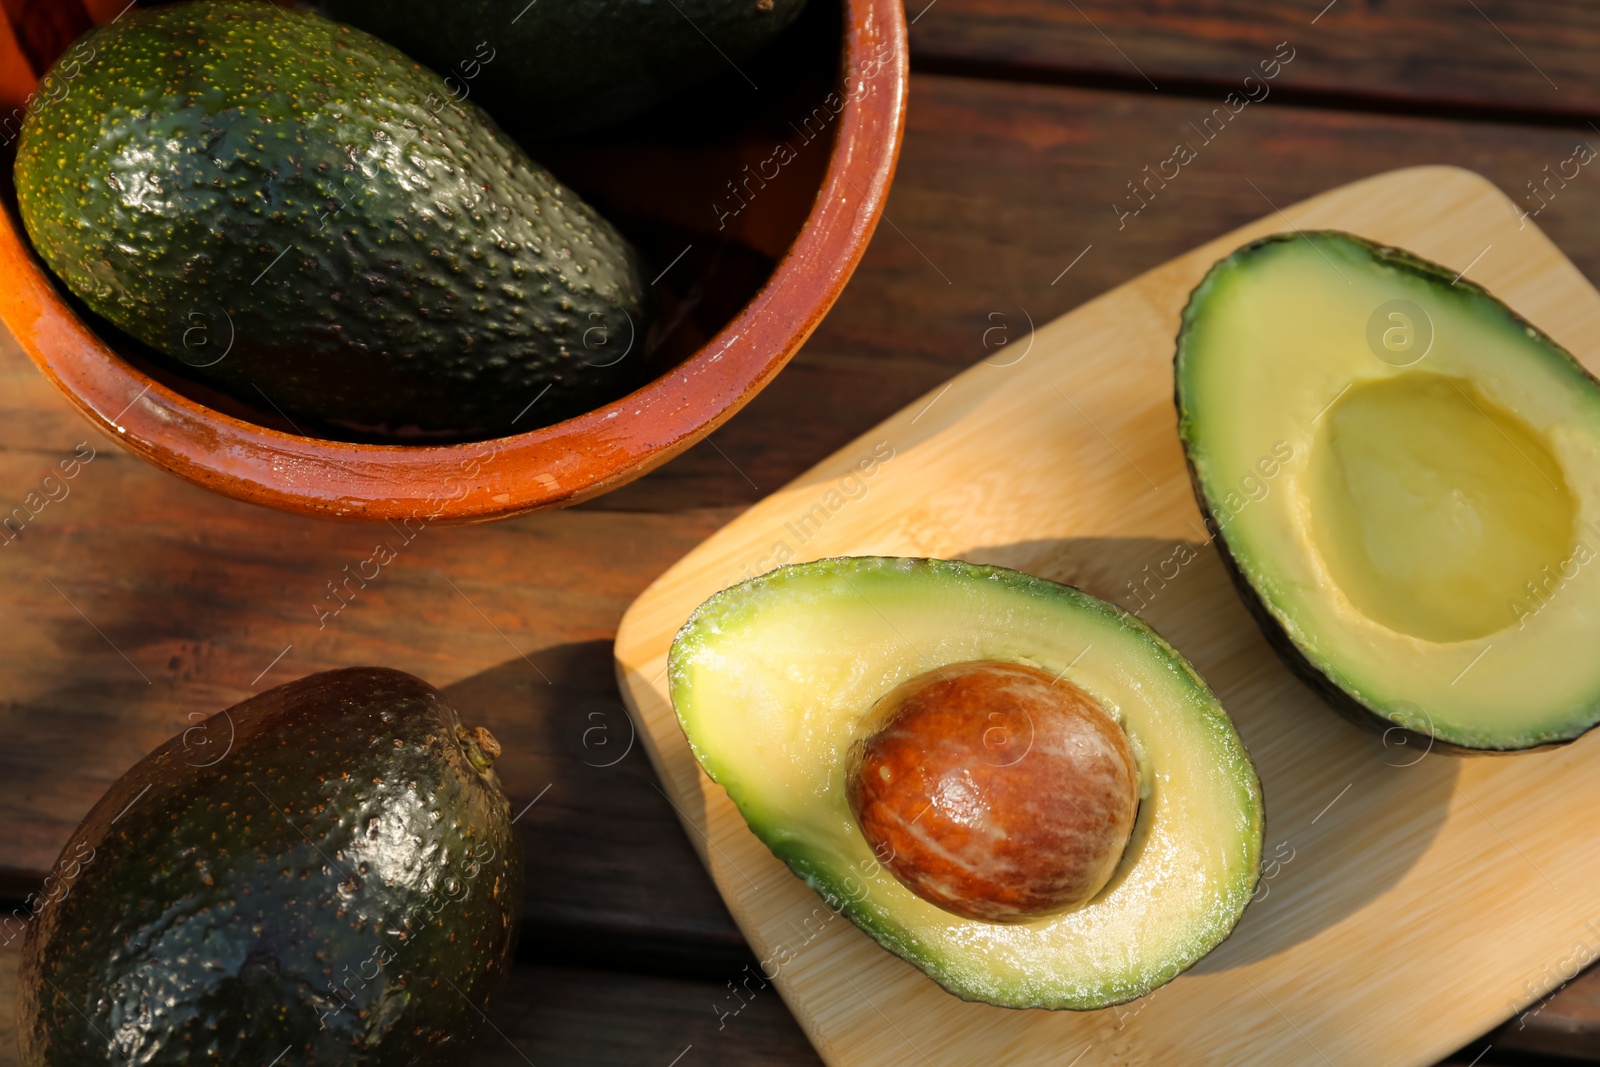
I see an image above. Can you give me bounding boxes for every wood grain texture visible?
[906,0,1591,118]
[615,166,1600,1067]
[0,947,828,1067]
[1492,964,1600,1060]
[635,74,1600,513]
[5,70,1600,1064]
[0,313,750,964]
[475,963,825,1066]
[39,74,1597,889]
[0,944,1546,1066]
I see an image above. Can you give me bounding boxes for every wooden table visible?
[4,1,1600,1064]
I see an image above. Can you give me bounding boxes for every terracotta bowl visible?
[0,0,906,522]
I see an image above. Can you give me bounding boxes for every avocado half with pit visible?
[669,557,1263,1010]
[1176,230,1600,751]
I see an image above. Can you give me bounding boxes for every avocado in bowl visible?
[0,0,906,520]
[15,0,654,438]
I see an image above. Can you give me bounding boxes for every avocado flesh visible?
[1176,231,1600,750]
[17,668,524,1066]
[669,557,1263,1010]
[323,0,810,137]
[13,0,651,436]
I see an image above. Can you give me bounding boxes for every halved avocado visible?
[1176,231,1600,750]
[668,557,1263,1010]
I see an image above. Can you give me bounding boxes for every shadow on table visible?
[436,645,822,1063]
[439,640,752,979]
[959,536,1461,969]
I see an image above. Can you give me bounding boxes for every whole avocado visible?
[16,668,524,1065]
[14,0,651,436]
[323,0,810,136]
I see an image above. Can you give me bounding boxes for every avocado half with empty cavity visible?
[1176,230,1600,751]
[668,556,1263,1010]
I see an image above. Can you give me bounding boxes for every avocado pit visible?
[846,660,1139,923]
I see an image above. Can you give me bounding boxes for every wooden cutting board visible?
[613,166,1600,1067]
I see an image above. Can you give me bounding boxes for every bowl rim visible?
[0,0,908,522]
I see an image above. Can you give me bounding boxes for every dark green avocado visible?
[323,0,810,137]
[16,667,523,1066]
[14,0,651,436]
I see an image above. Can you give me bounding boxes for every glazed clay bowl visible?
[0,0,906,521]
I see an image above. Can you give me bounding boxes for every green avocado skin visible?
[16,668,524,1066]
[14,0,650,435]
[324,0,810,136]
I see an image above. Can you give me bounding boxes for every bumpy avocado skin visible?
[14,0,650,435]
[324,0,810,136]
[16,668,523,1066]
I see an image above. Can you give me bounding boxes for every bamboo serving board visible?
[613,166,1600,1067]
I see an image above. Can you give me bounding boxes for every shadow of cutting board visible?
[613,166,1600,1067]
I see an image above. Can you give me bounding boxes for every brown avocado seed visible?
[846,660,1140,923]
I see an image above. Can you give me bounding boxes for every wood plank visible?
[0,312,745,955]
[905,0,1597,119]
[441,640,752,971]
[14,81,1562,521]
[7,72,1600,1063]
[614,166,1600,1067]
[656,75,1600,515]
[0,947,825,1067]
[1493,964,1600,1060]
[476,963,824,1066]
[0,943,1571,1067]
